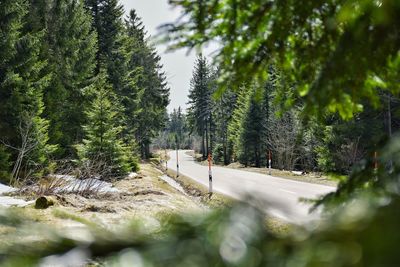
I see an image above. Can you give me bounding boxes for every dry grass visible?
[0,163,206,248]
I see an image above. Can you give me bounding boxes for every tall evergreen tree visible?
[227,85,251,162]
[187,55,213,159]
[76,73,136,177]
[28,0,98,158]
[0,0,53,182]
[212,85,236,164]
[84,0,128,88]
[126,10,169,158]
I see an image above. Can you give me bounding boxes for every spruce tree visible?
[0,0,54,182]
[238,85,268,167]
[187,55,212,159]
[227,85,251,162]
[76,73,136,178]
[126,9,169,158]
[30,0,98,158]
[213,89,237,164]
[85,0,127,84]
[86,3,146,158]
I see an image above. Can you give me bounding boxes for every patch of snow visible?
[0,196,34,207]
[128,172,137,178]
[53,174,75,181]
[159,175,186,195]
[40,247,89,267]
[291,171,304,176]
[0,183,33,207]
[0,183,34,207]
[55,175,119,193]
[0,183,17,194]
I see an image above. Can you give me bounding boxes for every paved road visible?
[168,150,335,224]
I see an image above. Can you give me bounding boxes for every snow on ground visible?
[54,175,122,193]
[0,172,138,208]
[0,196,33,207]
[159,175,186,195]
[0,183,16,194]
[0,183,33,207]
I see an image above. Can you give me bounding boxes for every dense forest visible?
[0,0,169,184]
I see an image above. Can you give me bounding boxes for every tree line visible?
[0,0,169,183]
[163,55,398,175]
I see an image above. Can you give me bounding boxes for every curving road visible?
[168,150,335,224]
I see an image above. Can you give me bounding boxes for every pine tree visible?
[0,0,54,182]
[76,73,136,177]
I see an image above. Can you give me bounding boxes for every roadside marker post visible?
[165,149,168,171]
[176,149,179,177]
[268,150,272,175]
[208,153,213,196]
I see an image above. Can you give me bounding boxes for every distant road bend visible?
[168,150,335,224]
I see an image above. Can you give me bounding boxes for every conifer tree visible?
[238,85,269,167]
[29,0,98,158]
[187,55,213,159]
[0,0,53,182]
[227,85,251,162]
[126,9,169,158]
[76,73,136,177]
[85,0,127,86]
[213,89,237,164]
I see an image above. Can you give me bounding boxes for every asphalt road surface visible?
[168,150,335,224]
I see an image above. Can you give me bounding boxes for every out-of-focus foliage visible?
[161,0,400,119]
[314,133,400,209]
[1,192,400,266]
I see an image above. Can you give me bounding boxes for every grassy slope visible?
[0,163,205,249]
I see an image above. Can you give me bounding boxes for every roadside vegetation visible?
[185,150,338,187]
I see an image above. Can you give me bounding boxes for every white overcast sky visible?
[120,0,198,113]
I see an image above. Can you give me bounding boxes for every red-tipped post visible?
[208,153,213,196]
[176,149,179,177]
